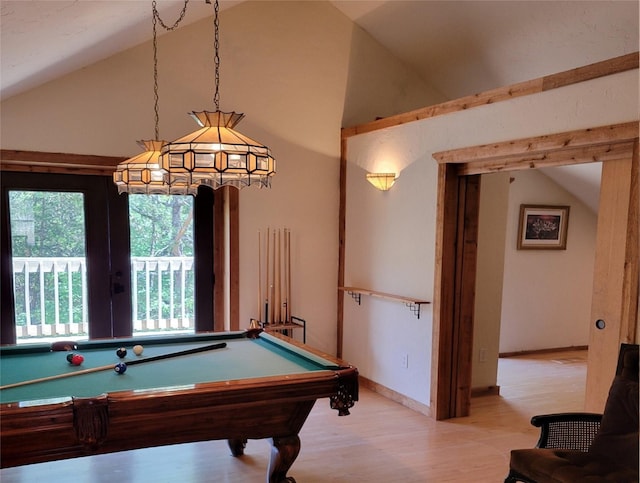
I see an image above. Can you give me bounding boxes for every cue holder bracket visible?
[339,287,430,319]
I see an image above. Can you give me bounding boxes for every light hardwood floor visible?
[1,350,587,482]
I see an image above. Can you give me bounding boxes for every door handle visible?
[111,270,125,294]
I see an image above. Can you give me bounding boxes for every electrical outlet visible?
[401,353,409,368]
[479,348,487,363]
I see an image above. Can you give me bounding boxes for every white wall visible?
[0,1,438,356]
[499,169,597,353]
[342,157,438,405]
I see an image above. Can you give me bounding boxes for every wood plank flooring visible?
[0,350,587,482]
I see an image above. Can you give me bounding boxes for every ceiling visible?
[1,0,638,211]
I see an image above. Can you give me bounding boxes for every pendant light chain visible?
[213,0,220,110]
[152,5,160,140]
[151,0,190,140]
[153,0,190,31]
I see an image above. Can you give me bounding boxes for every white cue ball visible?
[133,344,144,356]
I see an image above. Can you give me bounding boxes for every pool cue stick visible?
[258,230,262,320]
[270,230,276,323]
[0,342,227,391]
[275,229,281,323]
[282,229,286,322]
[283,228,288,323]
[287,229,291,322]
[280,229,284,323]
[125,342,226,366]
[273,229,278,323]
[264,232,270,324]
[266,227,271,324]
[0,363,125,390]
[278,230,284,323]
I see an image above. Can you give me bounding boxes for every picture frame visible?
[517,204,570,250]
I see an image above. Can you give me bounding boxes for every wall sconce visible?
[366,173,397,191]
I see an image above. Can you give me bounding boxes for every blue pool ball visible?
[116,347,127,358]
[114,363,127,374]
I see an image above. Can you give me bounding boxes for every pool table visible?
[0,330,358,482]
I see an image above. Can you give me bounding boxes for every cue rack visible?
[255,228,305,342]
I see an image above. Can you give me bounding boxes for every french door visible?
[0,172,214,344]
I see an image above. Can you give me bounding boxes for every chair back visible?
[588,344,639,472]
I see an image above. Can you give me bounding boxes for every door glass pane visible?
[128,195,195,335]
[8,191,88,343]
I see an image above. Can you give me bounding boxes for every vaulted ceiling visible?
[1,1,638,210]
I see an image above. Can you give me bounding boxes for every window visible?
[128,194,195,335]
[0,172,214,344]
[8,190,88,340]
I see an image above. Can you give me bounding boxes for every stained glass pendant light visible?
[113,139,168,194]
[113,1,189,194]
[160,0,276,190]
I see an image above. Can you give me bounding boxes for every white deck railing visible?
[130,257,194,333]
[12,256,195,340]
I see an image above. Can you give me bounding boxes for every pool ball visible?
[114,363,127,374]
[66,353,75,363]
[133,345,144,356]
[70,354,84,366]
[116,347,127,358]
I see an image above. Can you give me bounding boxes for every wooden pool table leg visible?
[227,438,247,456]
[268,434,300,483]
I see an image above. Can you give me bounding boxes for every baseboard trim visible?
[471,385,501,397]
[499,345,588,358]
[359,346,587,414]
[359,376,432,418]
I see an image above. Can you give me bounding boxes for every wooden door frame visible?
[430,121,638,419]
[584,140,639,411]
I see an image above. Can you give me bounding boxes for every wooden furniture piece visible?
[0,331,358,483]
[505,343,639,483]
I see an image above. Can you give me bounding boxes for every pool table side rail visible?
[0,364,358,468]
[264,331,352,368]
[0,331,248,356]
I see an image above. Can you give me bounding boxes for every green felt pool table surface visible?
[0,331,339,404]
[0,330,358,483]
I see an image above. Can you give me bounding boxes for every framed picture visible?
[517,204,570,250]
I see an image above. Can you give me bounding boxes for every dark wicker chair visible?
[505,343,639,483]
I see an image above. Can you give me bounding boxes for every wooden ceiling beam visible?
[342,52,638,139]
[433,122,638,165]
[457,140,635,176]
[1,149,125,176]
[431,122,639,175]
